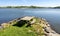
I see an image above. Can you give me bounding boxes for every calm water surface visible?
[0,8,60,33]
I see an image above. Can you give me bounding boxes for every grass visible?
[0,17,44,36]
[0,26,38,36]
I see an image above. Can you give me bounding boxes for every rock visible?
[47,33,60,36]
[1,23,10,28]
[0,26,2,29]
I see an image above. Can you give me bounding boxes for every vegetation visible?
[1,6,60,9]
[0,26,38,36]
[0,18,44,36]
[0,6,45,8]
[53,6,60,8]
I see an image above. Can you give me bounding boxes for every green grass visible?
[0,26,38,36]
[0,18,44,36]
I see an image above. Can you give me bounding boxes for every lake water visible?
[0,8,60,33]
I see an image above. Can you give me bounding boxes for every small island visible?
[0,16,60,36]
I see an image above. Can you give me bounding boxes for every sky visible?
[0,0,60,7]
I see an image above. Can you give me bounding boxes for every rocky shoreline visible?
[43,22,60,36]
[0,16,60,36]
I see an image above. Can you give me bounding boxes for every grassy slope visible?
[0,26,38,36]
[0,18,44,36]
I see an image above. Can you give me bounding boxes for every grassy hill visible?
[0,17,44,36]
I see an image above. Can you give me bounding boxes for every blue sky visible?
[0,0,60,7]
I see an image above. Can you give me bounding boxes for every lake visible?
[0,8,60,33]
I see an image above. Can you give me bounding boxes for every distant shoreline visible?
[0,6,44,8]
[0,6,60,9]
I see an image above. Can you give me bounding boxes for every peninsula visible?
[0,16,60,36]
